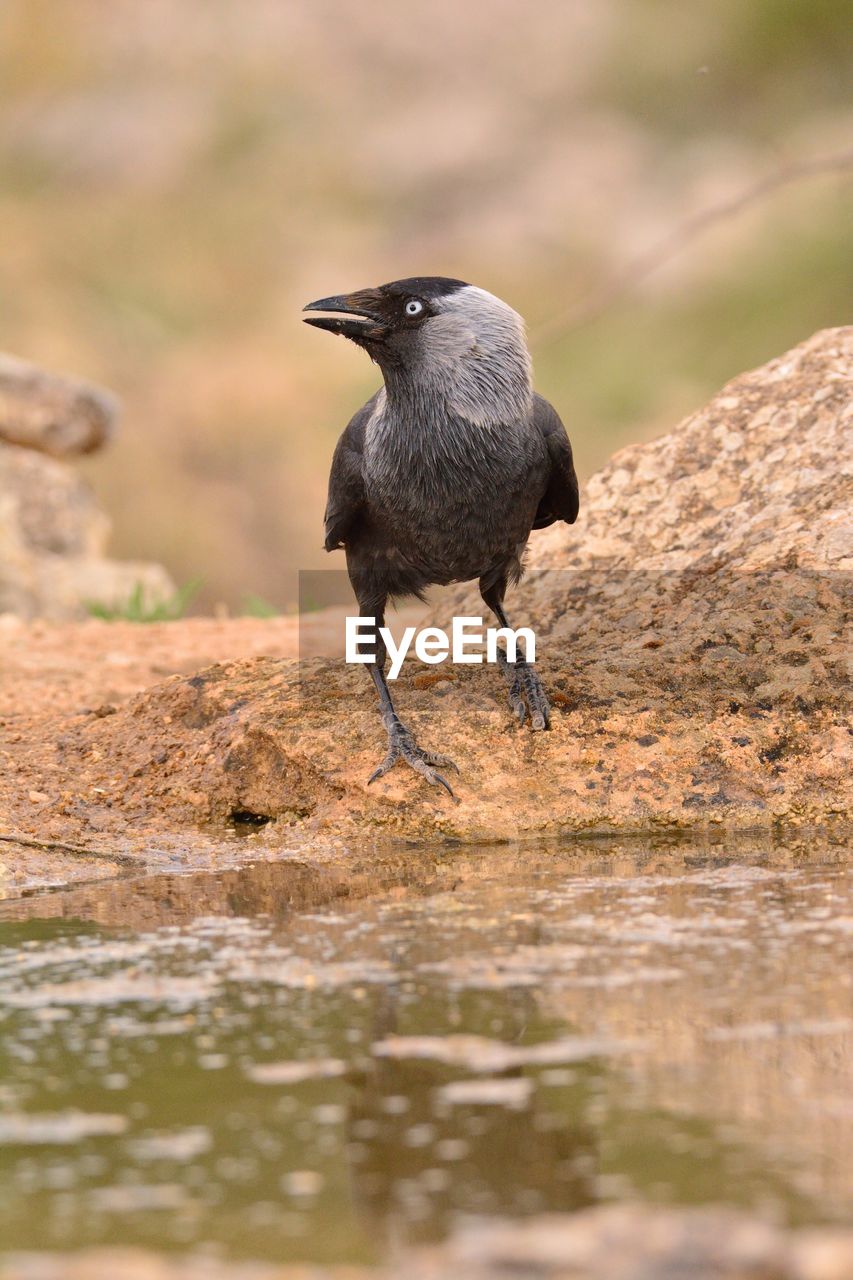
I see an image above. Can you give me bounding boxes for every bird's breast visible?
[362,414,547,580]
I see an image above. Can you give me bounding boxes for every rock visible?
[0,353,174,620]
[1,443,109,558]
[526,325,852,575]
[0,351,117,456]
[23,328,853,840]
[0,442,175,619]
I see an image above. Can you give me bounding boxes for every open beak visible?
[303,289,388,341]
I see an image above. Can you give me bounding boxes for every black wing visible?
[531,393,579,529]
[323,392,379,551]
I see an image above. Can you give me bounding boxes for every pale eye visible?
[404,299,424,317]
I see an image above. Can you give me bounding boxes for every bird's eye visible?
[404,299,424,317]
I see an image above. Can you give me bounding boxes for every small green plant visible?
[240,593,279,618]
[85,577,203,623]
[299,592,324,614]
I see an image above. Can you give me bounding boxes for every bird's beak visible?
[303,289,388,341]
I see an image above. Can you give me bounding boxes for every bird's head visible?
[304,277,532,425]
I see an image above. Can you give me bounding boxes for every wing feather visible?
[531,393,579,529]
[323,392,379,551]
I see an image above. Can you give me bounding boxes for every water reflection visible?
[0,840,848,1264]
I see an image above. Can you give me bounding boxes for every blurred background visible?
[0,0,850,613]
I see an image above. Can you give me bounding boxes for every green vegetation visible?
[240,593,279,619]
[85,577,203,623]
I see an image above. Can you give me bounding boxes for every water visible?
[0,840,849,1269]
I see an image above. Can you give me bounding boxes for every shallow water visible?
[0,840,850,1267]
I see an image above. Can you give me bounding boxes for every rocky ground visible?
[0,329,850,886]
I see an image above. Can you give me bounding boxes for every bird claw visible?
[500,656,551,730]
[367,724,460,798]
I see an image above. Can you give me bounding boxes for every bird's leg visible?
[494,647,551,730]
[360,608,459,797]
[484,593,551,731]
[368,667,460,796]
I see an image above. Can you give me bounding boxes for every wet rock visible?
[56,327,850,842]
[0,354,174,619]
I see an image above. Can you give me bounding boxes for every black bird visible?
[304,277,579,796]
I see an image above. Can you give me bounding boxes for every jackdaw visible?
[304,277,578,796]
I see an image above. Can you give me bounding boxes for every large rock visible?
[529,326,851,575]
[42,329,853,841]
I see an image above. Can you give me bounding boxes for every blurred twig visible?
[532,148,853,345]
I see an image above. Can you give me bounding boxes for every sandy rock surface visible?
[0,329,850,863]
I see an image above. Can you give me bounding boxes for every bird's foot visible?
[367,720,460,798]
[498,655,551,730]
